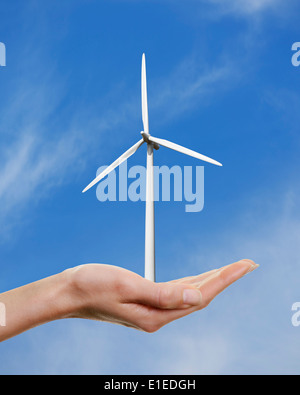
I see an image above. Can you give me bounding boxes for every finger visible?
[169,260,255,286]
[198,259,259,307]
[135,259,258,331]
[168,269,219,285]
[128,259,257,309]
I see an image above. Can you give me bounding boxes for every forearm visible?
[0,270,75,342]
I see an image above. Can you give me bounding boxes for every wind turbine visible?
[82,53,222,282]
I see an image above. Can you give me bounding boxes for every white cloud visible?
[159,0,292,24]
[150,59,235,128]
[0,95,87,238]
[205,0,281,16]
[0,69,143,240]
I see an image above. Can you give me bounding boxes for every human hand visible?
[0,259,258,341]
[67,259,259,332]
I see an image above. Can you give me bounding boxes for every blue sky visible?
[0,0,300,374]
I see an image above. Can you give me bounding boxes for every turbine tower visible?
[82,53,222,282]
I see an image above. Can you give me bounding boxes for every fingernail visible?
[245,263,259,275]
[183,289,202,306]
[222,261,259,284]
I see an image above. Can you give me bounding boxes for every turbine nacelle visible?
[140,131,159,150]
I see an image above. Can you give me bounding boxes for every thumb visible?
[134,280,203,310]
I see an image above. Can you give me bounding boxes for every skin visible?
[0,259,258,342]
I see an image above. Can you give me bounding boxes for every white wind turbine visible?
[82,53,222,282]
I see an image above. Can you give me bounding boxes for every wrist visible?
[40,267,92,322]
[58,267,87,319]
[0,269,78,342]
[18,269,78,326]
[41,269,78,321]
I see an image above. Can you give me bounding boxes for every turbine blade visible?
[148,136,222,167]
[82,139,144,193]
[141,53,149,134]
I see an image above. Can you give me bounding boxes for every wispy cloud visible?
[0,53,238,240]
[150,57,236,128]
[204,0,281,16]
[159,0,293,25]
[0,76,137,240]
